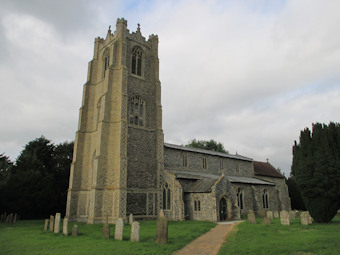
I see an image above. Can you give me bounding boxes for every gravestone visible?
[49,215,54,232]
[247,211,256,224]
[280,210,290,225]
[103,224,110,238]
[129,213,134,225]
[63,218,69,236]
[258,210,266,218]
[262,217,271,225]
[44,219,49,231]
[159,209,165,217]
[300,211,309,225]
[130,221,140,242]
[54,213,61,233]
[273,211,279,218]
[306,211,313,224]
[266,211,273,219]
[114,218,124,240]
[3,212,7,222]
[8,213,14,224]
[156,215,168,244]
[72,225,78,236]
[13,213,17,223]
[289,210,296,220]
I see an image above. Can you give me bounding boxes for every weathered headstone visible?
[247,211,256,224]
[306,211,313,224]
[273,211,279,218]
[300,211,309,225]
[280,210,290,225]
[49,215,54,232]
[63,218,69,236]
[156,215,168,244]
[129,213,134,225]
[258,210,266,218]
[289,210,296,220]
[262,217,271,225]
[103,224,110,238]
[54,213,61,233]
[44,219,49,231]
[13,213,17,224]
[130,221,140,242]
[7,213,13,224]
[72,225,78,236]
[159,209,165,217]
[266,211,273,219]
[114,218,124,240]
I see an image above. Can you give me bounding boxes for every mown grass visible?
[219,217,340,255]
[0,219,216,255]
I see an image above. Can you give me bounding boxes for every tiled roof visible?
[164,143,253,162]
[226,175,275,185]
[253,161,285,178]
[185,178,218,193]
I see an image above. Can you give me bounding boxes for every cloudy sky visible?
[1,0,339,176]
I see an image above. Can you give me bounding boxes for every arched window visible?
[163,183,171,210]
[194,199,201,211]
[131,46,143,76]
[237,188,244,210]
[262,189,269,209]
[103,48,110,78]
[129,96,145,127]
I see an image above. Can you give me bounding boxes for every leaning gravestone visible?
[103,224,110,238]
[266,211,273,219]
[130,221,140,242]
[49,215,54,232]
[114,218,124,240]
[129,213,134,225]
[54,213,61,233]
[72,225,78,236]
[156,215,168,244]
[44,219,49,231]
[262,217,271,225]
[300,211,309,225]
[280,210,290,225]
[247,211,256,224]
[273,211,279,218]
[289,210,296,220]
[63,218,69,236]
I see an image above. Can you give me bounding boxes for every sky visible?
[1,0,339,176]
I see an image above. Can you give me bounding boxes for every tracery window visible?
[129,96,145,127]
[163,183,171,210]
[131,46,143,76]
[262,189,269,209]
[194,199,201,211]
[237,188,244,210]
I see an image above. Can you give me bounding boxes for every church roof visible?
[227,175,275,185]
[253,161,285,178]
[185,178,218,193]
[164,143,253,162]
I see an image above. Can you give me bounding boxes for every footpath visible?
[173,221,242,255]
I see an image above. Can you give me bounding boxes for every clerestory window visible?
[131,46,143,76]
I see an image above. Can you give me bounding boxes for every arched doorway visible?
[219,197,227,221]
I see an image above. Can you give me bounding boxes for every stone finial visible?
[137,23,141,33]
[156,215,168,244]
[130,221,140,242]
[114,218,124,240]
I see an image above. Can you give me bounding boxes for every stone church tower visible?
[66,18,164,223]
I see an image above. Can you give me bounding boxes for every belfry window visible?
[163,183,171,210]
[131,46,143,76]
[129,96,145,127]
[103,48,110,78]
[262,189,269,209]
[237,188,244,210]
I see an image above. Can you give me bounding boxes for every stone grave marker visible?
[306,211,313,224]
[44,219,49,231]
[273,211,279,218]
[289,210,296,220]
[54,213,61,233]
[6,213,13,224]
[159,209,165,217]
[129,213,134,225]
[262,217,271,225]
[103,224,110,238]
[13,213,17,224]
[280,210,290,225]
[156,215,168,244]
[130,221,140,242]
[300,211,309,225]
[63,218,69,236]
[266,211,273,219]
[49,215,54,232]
[247,211,256,224]
[258,210,266,218]
[72,225,78,236]
[114,218,124,240]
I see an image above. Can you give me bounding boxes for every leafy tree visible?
[291,122,340,223]
[0,154,13,213]
[185,139,228,153]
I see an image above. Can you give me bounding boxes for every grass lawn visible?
[0,219,216,255]
[219,217,340,255]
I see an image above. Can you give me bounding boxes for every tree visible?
[291,122,340,223]
[185,139,228,153]
[286,177,306,210]
[0,154,13,213]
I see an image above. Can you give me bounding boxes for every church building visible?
[66,18,291,224]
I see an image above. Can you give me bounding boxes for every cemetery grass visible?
[219,217,340,255]
[0,219,215,255]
